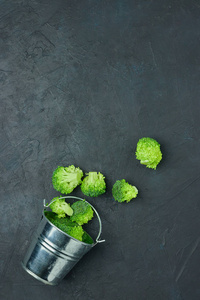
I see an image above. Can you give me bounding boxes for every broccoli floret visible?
[49,197,73,218]
[112,179,138,203]
[70,200,94,225]
[81,172,106,197]
[45,211,84,241]
[135,137,162,170]
[44,211,57,222]
[82,231,94,244]
[52,165,83,194]
[64,225,84,242]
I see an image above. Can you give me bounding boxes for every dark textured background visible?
[0,0,200,299]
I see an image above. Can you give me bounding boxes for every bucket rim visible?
[43,196,105,246]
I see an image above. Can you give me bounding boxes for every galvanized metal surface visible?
[22,197,104,285]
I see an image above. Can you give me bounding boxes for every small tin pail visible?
[21,196,105,285]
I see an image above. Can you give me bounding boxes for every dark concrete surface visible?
[1,0,200,299]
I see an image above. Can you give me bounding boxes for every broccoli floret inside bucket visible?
[81,172,106,197]
[44,211,57,221]
[135,137,162,170]
[49,197,73,218]
[45,211,84,241]
[112,179,138,203]
[70,200,94,225]
[82,231,94,244]
[52,165,83,194]
[51,219,84,241]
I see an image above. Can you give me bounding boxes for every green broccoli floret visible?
[135,137,162,170]
[80,172,106,197]
[70,200,94,225]
[82,231,94,244]
[52,165,83,194]
[112,179,138,203]
[44,211,57,222]
[49,197,73,218]
[45,211,84,241]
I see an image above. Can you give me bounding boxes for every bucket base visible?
[21,262,57,286]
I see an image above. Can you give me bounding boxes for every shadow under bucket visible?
[21,196,105,285]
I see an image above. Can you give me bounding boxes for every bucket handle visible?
[43,196,105,245]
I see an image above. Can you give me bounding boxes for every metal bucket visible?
[21,196,105,285]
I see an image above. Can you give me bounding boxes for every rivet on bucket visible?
[21,196,105,285]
